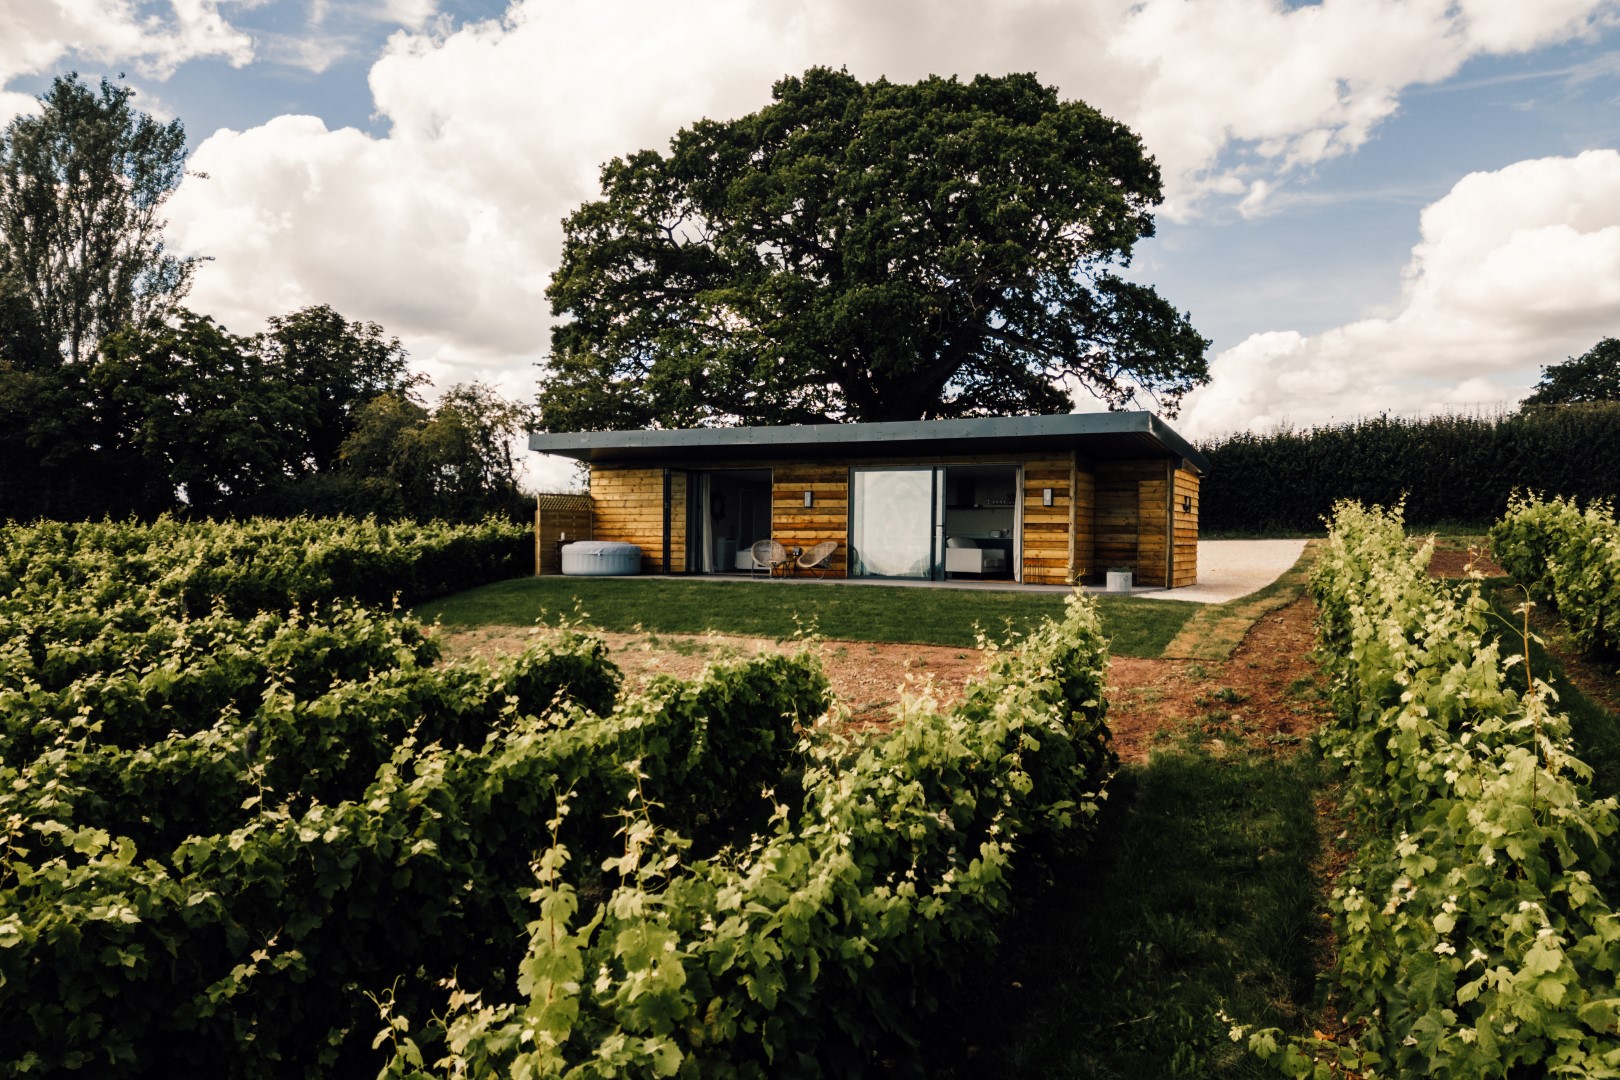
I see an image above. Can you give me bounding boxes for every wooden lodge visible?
[527,412,1209,588]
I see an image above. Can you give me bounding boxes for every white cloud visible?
[169,0,819,383]
[382,0,437,31]
[1177,150,1620,438]
[0,0,252,109]
[1098,0,1617,216]
[151,0,1620,476]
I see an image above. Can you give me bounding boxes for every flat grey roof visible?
[529,411,1211,474]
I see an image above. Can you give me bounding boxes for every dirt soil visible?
[437,627,988,726]
[1428,546,1504,578]
[1106,595,1331,761]
[436,595,1333,758]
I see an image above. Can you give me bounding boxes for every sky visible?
[6,0,1620,490]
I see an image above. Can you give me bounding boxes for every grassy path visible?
[913,568,1337,1077]
[919,750,1328,1078]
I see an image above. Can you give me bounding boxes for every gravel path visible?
[1144,539,1308,605]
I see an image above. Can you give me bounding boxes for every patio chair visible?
[750,538,787,578]
[796,540,837,578]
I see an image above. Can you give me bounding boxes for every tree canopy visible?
[0,303,530,522]
[538,67,1209,431]
[0,73,192,366]
[1523,338,1620,407]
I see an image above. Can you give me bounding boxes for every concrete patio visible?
[662,539,1309,606]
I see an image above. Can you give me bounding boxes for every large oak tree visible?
[539,67,1209,431]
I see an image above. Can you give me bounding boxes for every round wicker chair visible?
[749,538,787,577]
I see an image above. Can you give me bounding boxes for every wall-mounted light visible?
[1042,488,1054,507]
[1182,495,1193,515]
[803,491,814,508]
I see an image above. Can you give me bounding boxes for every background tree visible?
[337,383,534,520]
[0,73,192,366]
[1523,338,1620,406]
[255,304,418,475]
[539,67,1209,431]
[89,313,307,516]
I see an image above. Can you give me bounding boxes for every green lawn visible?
[414,576,1199,657]
[917,748,1329,1078]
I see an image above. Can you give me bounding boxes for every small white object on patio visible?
[1146,540,1307,605]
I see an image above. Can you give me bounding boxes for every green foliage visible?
[1198,407,1620,533]
[0,515,532,614]
[0,73,191,366]
[87,312,313,516]
[0,517,840,1077]
[540,66,1207,430]
[1524,338,1620,406]
[1489,492,1620,656]
[0,298,526,522]
[1238,501,1620,1078]
[336,382,536,522]
[255,303,417,475]
[381,590,1116,1076]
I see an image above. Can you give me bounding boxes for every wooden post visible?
[533,493,594,576]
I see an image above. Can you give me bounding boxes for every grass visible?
[1161,541,1319,661]
[413,577,1200,657]
[917,748,1328,1078]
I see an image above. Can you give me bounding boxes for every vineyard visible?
[0,517,1117,1077]
[9,506,1619,1078]
[1239,500,1620,1076]
[1490,492,1620,656]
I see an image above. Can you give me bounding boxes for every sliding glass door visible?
[848,467,944,579]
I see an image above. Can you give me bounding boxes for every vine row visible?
[1236,501,1620,1078]
[1490,492,1620,657]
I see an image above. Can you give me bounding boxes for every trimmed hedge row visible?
[383,590,1118,1078]
[1489,492,1620,656]
[1198,405,1620,533]
[0,514,531,615]
[1237,502,1620,1078]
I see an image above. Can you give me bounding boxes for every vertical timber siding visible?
[1022,453,1074,585]
[1173,467,1200,587]
[1071,463,1096,581]
[589,467,685,573]
[772,465,849,576]
[1094,460,1159,576]
[1136,477,1169,587]
[534,493,593,576]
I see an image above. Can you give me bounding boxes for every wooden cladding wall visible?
[583,452,1195,586]
[1136,478,1169,587]
[1022,453,1076,585]
[534,493,593,576]
[589,468,685,573]
[1093,460,1161,578]
[771,464,850,576]
[1173,468,1200,588]
[1072,466,1096,582]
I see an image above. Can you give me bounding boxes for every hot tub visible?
[560,541,642,576]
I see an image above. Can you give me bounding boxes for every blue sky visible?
[6,1,1620,485]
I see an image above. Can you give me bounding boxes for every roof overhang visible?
[528,411,1211,475]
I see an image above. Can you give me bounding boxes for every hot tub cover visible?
[561,541,641,576]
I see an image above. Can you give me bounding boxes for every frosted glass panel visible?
[850,469,936,578]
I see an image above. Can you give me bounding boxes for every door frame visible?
[846,465,946,580]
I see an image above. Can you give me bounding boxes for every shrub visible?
[1236,501,1620,1078]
